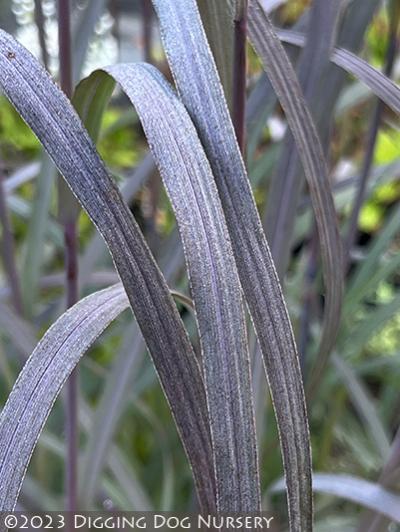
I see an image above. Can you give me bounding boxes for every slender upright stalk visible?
[344,9,399,270]
[0,167,23,315]
[34,0,49,70]
[58,0,78,513]
[233,0,248,154]
[141,0,153,64]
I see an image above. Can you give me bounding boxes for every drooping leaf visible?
[0,284,129,511]
[0,30,215,512]
[278,29,400,116]
[272,473,400,523]
[152,0,312,528]
[98,62,260,512]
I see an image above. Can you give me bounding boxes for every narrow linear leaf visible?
[79,322,145,507]
[197,0,234,107]
[21,154,56,315]
[345,205,400,313]
[271,474,400,523]
[0,30,215,513]
[248,0,344,392]
[71,0,108,83]
[79,153,156,291]
[278,29,400,116]
[0,284,129,512]
[152,0,312,528]
[101,62,260,511]
[332,354,390,460]
[264,0,342,278]
[0,302,36,358]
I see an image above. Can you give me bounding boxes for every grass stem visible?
[58,0,79,513]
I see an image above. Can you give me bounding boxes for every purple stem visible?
[58,0,78,513]
[0,167,23,315]
[34,0,50,70]
[141,0,153,64]
[233,2,248,155]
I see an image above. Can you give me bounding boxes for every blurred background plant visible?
[0,0,399,530]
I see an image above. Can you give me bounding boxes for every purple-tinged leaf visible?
[248,0,344,395]
[0,30,215,513]
[152,0,312,528]
[101,62,260,512]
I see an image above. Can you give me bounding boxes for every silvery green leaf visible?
[271,473,400,523]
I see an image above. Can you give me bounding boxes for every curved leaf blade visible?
[278,29,400,116]
[248,0,344,393]
[0,30,215,513]
[101,62,260,512]
[271,473,400,523]
[152,0,312,528]
[0,284,129,511]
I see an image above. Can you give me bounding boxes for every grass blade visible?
[153,0,312,527]
[102,62,260,511]
[263,0,342,278]
[344,3,399,264]
[248,0,344,393]
[0,170,23,315]
[272,473,400,523]
[80,231,184,506]
[0,284,129,512]
[21,154,56,316]
[278,29,400,116]
[332,354,390,460]
[71,0,107,83]
[0,30,215,512]
[197,0,234,107]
